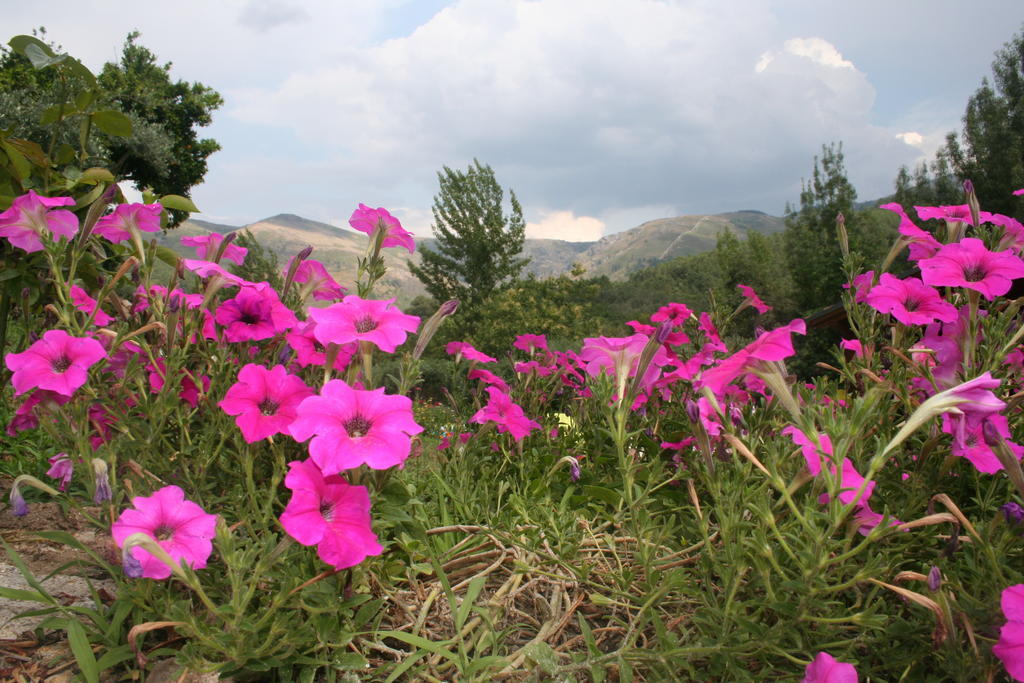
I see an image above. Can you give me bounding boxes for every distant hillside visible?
[164,209,785,303]
[573,211,785,281]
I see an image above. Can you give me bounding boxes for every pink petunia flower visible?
[880,202,942,261]
[180,233,248,265]
[215,283,298,342]
[309,296,420,353]
[915,204,976,225]
[0,191,77,253]
[802,651,858,682]
[70,285,114,326]
[285,321,357,371]
[181,259,253,288]
[279,459,383,570]
[513,334,548,354]
[111,485,217,580]
[697,319,806,397]
[844,271,876,303]
[918,238,1024,300]
[46,453,74,491]
[446,341,498,363]
[579,334,673,392]
[349,204,415,253]
[469,386,541,442]
[287,257,346,301]
[92,203,162,243]
[942,413,1023,474]
[289,380,424,474]
[865,273,958,326]
[698,312,727,352]
[737,284,771,314]
[5,329,108,397]
[467,368,510,393]
[994,584,1024,681]
[651,302,693,325]
[219,364,314,443]
[840,339,863,358]
[6,389,70,435]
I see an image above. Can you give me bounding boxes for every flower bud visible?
[982,419,1003,448]
[685,400,700,424]
[8,475,60,517]
[123,550,145,578]
[836,212,849,258]
[413,299,459,359]
[92,459,112,504]
[1002,502,1024,525]
[927,565,942,592]
[9,485,28,517]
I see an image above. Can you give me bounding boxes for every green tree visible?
[409,159,529,321]
[783,142,857,312]
[0,30,221,211]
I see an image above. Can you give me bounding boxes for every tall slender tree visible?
[410,159,529,318]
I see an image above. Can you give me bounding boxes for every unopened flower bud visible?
[92,459,112,503]
[927,565,942,592]
[982,419,1003,448]
[295,245,313,262]
[1002,502,1024,525]
[9,485,28,517]
[123,550,145,578]
[963,179,974,195]
[655,321,672,344]
[440,299,459,316]
[836,212,849,258]
[685,399,700,424]
[413,299,459,359]
[278,345,293,365]
[570,460,581,482]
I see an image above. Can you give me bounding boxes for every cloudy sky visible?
[7,1,1023,240]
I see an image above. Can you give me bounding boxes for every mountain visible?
[166,210,785,304]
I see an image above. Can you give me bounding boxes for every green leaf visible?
[0,586,52,604]
[9,35,56,59]
[24,43,66,69]
[75,91,95,111]
[522,641,559,674]
[94,646,135,671]
[583,485,621,507]
[66,620,99,683]
[383,649,428,683]
[79,167,115,185]
[158,194,199,213]
[0,141,31,180]
[55,143,76,165]
[92,110,132,137]
[333,652,369,670]
[39,104,66,126]
[455,574,486,632]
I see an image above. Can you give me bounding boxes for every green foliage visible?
[409,159,529,325]
[783,142,857,313]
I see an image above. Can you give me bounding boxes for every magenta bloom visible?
[6,389,69,435]
[446,341,497,363]
[309,296,420,353]
[697,319,806,397]
[215,283,298,342]
[288,257,346,301]
[180,233,248,265]
[92,203,162,243]
[349,204,415,253]
[289,380,424,474]
[5,329,108,397]
[840,339,863,358]
[579,334,672,385]
[46,453,74,491]
[0,191,77,253]
[995,584,1024,681]
[802,652,858,682]
[285,321,356,371]
[881,202,941,261]
[782,425,832,477]
[467,367,510,393]
[70,285,114,326]
[181,259,253,288]
[651,302,693,325]
[470,386,541,442]
[111,485,217,580]
[737,284,771,314]
[219,364,314,443]
[513,334,548,354]
[943,413,1022,474]
[919,238,1024,300]
[279,459,383,570]
[865,273,958,326]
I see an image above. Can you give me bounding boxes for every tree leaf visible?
[158,194,198,213]
[23,43,66,70]
[92,110,132,137]
[79,167,115,185]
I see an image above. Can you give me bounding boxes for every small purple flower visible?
[927,566,942,592]
[92,459,112,503]
[1003,502,1024,525]
[46,453,74,491]
[570,460,581,482]
[123,551,145,578]
[10,486,28,517]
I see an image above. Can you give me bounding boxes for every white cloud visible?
[896,131,924,147]
[526,210,605,242]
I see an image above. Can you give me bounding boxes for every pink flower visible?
[288,257,346,301]
[468,368,510,393]
[446,341,497,363]
[513,334,548,354]
[651,302,693,325]
[579,334,672,386]
[5,329,108,397]
[881,203,941,261]
[279,459,383,570]
[92,203,162,243]
[46,453,74,491]
[840,339,863,358]
[285,321,356,371]
[6,389,69,435]
[219,364,314,443]
[737,284,771,314]
[844,271,875,303]
[865,273,958,326]
[0,191,77,253]
[698,312,727,352]
[348,203,415,253]
[309,296,420,353]
[289,380,424,474]
[215,283,298,342]
[70,285,114,326]
[180,233,248,265]
[697,320,806,397]
[918,238,1024,300]
[181,259,253,288]
[994,584,1024,681]
[943,413,1023,474]
[915,204,975,225]
[111,485,217,580]
[782,425,831,476]
[470,386,540,442]
[802,651,858,682]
